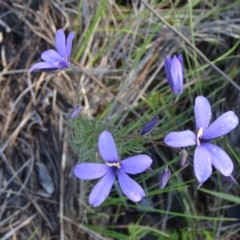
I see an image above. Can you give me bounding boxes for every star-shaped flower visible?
[164,54,184,96]
[30,29,75,72]
[164,96,238,184]
[74,130,153,207]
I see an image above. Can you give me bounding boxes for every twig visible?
[141,0,240,92]
[2,79,37,137]
[0,19,11,32]
[0,202,31,230]
[0,111,35,156]
[0,69,28,76]
[61,215,107,240]
[0,157,31,196]
[1,42,7,68]
[60,128,67,240]
[72,64,131,108]
[49,0,70,31]
[1,214,37,240]
[0,39,31,79]
[134,28,167,86]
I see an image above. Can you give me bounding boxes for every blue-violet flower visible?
[74,130,153,207]
[164,54,184,96]
[164,96,239,184]
[30,29,75,72]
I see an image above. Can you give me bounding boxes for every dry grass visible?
[0,1,86,239]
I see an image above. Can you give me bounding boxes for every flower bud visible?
[164,54,184,96]
[140,116,159,135]
[180,148,188,167]
[70,105,81,119]
[159,168,171,189]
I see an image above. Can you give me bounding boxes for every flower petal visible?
[203,143,233,176]
[194,96,211,131]
[178,54,184,81]
[74,163,110,180]
[202,111,239,140]
[98,130,118,162]
[164,130,196,147]
[194,145,212,183]
[164,57,174,92]
[178,54,183,67]
[117,169,145,202]
[29,62,56,72]
[170,56,183,96]
[41,49,62,63]
[66,32,75,58]
[120,155,153,174]
[55,29,67,58]
[89,169,115,207]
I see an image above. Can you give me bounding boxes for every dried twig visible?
[60,127,68,240]
[61,215,107,240]
[1,214,37,240]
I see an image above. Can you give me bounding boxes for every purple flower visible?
[164,54,184,96]
[74,130,153,207]
[30,29,75,72]
[164,96,239,184]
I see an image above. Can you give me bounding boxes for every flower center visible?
[106,162,121,169]
[196,127,203,145]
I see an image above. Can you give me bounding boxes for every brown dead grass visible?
[0,1,89,239]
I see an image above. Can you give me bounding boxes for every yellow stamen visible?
[196,127,203,145]
[197,127,203,138]
[106,162,121,168]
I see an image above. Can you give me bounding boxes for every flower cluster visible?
[30,29,239,207]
